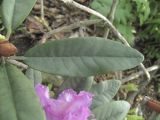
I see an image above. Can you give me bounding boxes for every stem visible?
[104,0,119,38]
[40,0,52,32]
[0,57,6,64]
[40,0,45,21]
[41,19,101,43]
[9,56,26,61]
[7,59,28,69]
[6,29,12,40]
[122,65,159,83]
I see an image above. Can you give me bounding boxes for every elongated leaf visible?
[1,0,37,33]
[155,115,160,120]
[93,101,130,120]
[25,68,42,86]
[24,37,144,77]
[58,76,93,93]
[90,80,121,109]
[150,112,160,120]
[0,63,45,120]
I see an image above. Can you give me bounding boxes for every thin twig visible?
[104,0,120,80]
[60,0,151,80]
[127,79,151,105]
[7,59,28,69]
[40,0,45,21]
[41,19,102,43]
[9,56,26,61]
[104,0,119,38]
[122,65,159,84]
[64,0,130,44]
[127,66,159,105]
[40,0,52,32]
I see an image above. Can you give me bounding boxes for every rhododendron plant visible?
[35,84,93,120]
[0,0,146,119]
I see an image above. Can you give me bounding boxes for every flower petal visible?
[35,84,93,120]
[35,84,50,107]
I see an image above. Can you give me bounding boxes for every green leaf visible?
[93,101,130,120]
[121,83,138,92]
[149,112,160,120]
[25,68,42,86]
[90,0,135,43]
[42,73,63,86]
[155,115,160,120]
[0,63,45,120]
[24,37,144,77]
[90,0,132,23]
[1,0,37,34]
[127,115,144,120]
[90,0,112,17]
[90,80,121,108]
[116,24,135,44]
[133,0,150,25]
[58,76,93,93]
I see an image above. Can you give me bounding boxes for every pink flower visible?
[35,84,93,120]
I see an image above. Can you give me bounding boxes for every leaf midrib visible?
[25,56,142,58]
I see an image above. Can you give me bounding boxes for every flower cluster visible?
[35,84,93,120]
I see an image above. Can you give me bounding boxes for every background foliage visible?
[91,0,160,60]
